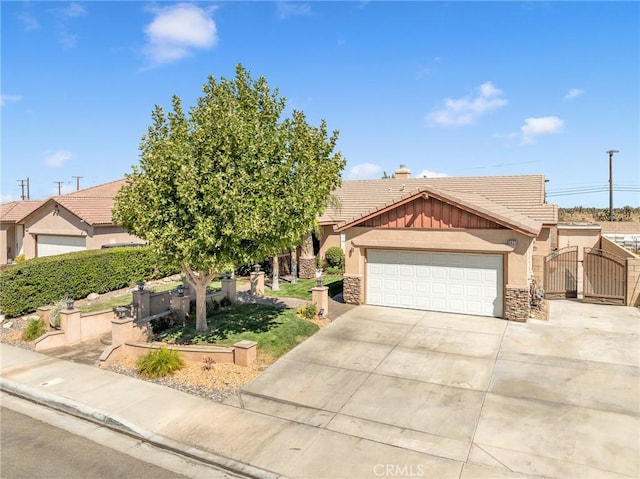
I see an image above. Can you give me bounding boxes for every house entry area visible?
[545,246,626,305]
[366,250,503,317]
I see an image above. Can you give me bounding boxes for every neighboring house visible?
[1,179,143,262]
[317,166,559,322]
[0,200,45,264]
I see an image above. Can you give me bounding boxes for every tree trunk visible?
[182,265,215,333]
[290,248,297,284]
[272,255,280,291]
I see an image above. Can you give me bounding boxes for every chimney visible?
[394,164,411,179]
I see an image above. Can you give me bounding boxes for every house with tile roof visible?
[0,179,143,263]
[0,200,45,264]
[315,166,560,322]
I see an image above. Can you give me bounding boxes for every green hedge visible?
[0,247,178,318]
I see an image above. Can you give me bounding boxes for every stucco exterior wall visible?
[558,226,600,261]
[1,225,11,264]
[319,226,341,260]
[343,227,532,306]
[21,203,141,259]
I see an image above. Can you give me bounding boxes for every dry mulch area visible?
[107,353,275,402]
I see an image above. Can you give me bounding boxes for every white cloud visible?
[564,88,585,100]
[347,162,383,180]
[427,81,508,126]
[418,169,448,178]
[60,3,87,18]
[1,94,22,107]
[521,116,564,144]
[144,3,217,66]
[44,150,72,168]
[19,13,40,31]
[276,2,312,19]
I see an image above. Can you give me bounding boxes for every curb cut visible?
[0,377,285,479]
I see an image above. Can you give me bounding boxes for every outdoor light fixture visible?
[316,268,323,287]
[225,270,232,279]
[177,284,185,297]
[115,306,128,319]
[253,264,261,273]
[66,298,74,310]
[507,239,517,248]
[137,280,145,291]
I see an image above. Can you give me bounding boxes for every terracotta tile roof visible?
[0,200,45,223]
[320,175,557,229]
[52,179,127,226]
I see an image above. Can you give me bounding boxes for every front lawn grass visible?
[265,275,343,301]
[158,303,318,358]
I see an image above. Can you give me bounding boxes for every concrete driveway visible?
[230,300,639,478]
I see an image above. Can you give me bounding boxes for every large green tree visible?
[113,64,345,332]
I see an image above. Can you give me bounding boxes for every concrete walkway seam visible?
[0,377,286,479]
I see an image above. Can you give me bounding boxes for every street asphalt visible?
[1,300,638,479]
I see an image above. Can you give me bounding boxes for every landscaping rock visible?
[2,322,13,329]
[87,293,100,300]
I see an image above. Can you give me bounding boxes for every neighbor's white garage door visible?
[366,250,503,317]
[37,235,86,257]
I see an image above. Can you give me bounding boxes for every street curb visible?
[0,377,285,479]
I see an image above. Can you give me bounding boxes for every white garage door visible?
[37,235,86,257]
[367,250,503,317]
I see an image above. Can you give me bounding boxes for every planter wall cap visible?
[233,340,258,349]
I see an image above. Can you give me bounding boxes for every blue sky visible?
[2,1,638,208]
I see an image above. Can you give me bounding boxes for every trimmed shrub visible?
[0,247,178,318]
[325,247,344,268]
[22,318,46,341]
[136,347,185,378]
[296,303,317,320]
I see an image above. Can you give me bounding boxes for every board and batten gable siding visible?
[360,196,507,230]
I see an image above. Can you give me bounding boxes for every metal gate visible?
[544,246,578,299]
[583,248,626,305]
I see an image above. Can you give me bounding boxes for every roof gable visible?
[335,186,542,236]
[0,200,46,223]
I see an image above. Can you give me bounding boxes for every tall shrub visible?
[0,247,177,318]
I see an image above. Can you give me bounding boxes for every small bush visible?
[220,296,232,308]
[22,318,46,341]
[14,254,26,263]
[207,299,220,314]
[136,347,185,378]
[325,247,344,268]
[296,303,317,320]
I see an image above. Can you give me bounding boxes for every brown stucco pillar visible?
[250,271,264,296]
[59,308,82,346]
[132,289,150,320]
[221,277,237,301]
[311,286,329,318]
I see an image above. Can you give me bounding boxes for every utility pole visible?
[72,176,83,191]
[26,177,30,200]
[17,180,26,200]
[54,181,64,196]
[607,150,619,221]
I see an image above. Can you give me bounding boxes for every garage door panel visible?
[367,250,503,317]
[37,235,86,257]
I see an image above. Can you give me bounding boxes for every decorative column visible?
[299,233,316,279]
[221,276,237,301]
[132,286,150,321]
[250,268,265,296]
[59,307,82,346]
